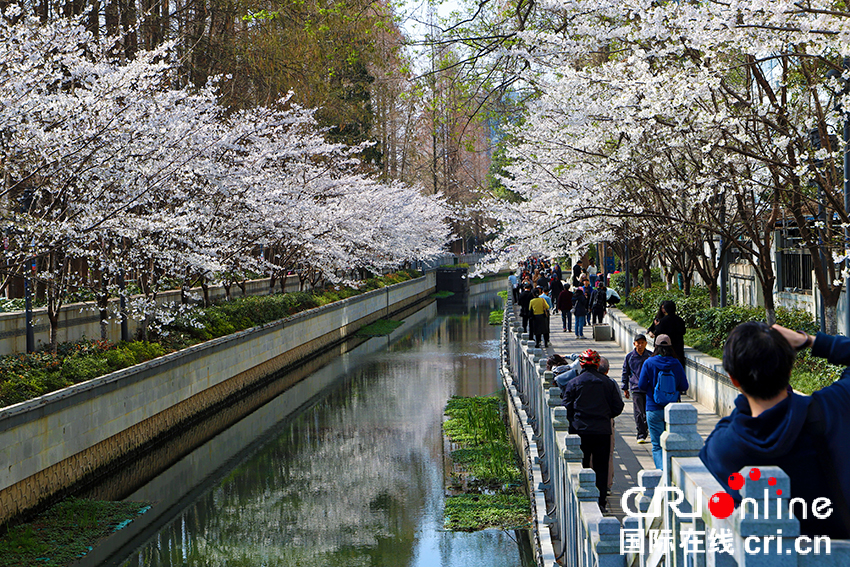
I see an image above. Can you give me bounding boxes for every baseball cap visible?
[655,334,672,347]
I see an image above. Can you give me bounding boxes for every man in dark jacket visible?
[572,286,590,338]
[562,349,624,512]
[550,275,564,313]
[621,334,651,443]
[700,322,850,538]
[517,283,534,333]
[648,300,686,364]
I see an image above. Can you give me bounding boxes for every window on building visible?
[781,251,813,291]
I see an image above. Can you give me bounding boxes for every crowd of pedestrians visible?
[512,256,618,346]
[513,261,849,534]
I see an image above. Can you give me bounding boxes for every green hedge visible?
[0,339,167,407]
[0,270,421,408]
[621,283,832,394]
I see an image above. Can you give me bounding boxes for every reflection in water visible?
[117,292,533,567]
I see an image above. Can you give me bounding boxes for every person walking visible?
[572,260,583,288]
[621,334,651,443]
[518,283,534,334]
[549,274,564,313]
[562,349,624,513]
[558,285,573,332]
[572,285,590,338]
[638,334,689,469]
[647,300,687,365]
[529,288,550,348]
[590,281,607,325]
[587,260,598,287]
[509,272,519,303]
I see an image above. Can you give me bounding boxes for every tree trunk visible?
[201,281,210,307]
[707,281,719,308]
[223,282,232,301]
[763,278,777,325]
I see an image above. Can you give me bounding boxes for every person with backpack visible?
[700,322,850,538]
[637,334,689,469]
[590,281,607,325]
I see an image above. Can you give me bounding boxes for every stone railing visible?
[501,294,850,567]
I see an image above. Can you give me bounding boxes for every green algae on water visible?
[442,396,530,531]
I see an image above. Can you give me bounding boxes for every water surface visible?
[112,292,533,567]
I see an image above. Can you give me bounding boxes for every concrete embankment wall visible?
[0,272,436,527]
[0,277,303,356]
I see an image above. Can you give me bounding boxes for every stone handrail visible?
[501,293,850,567]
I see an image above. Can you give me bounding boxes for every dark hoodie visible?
[700,333,850,538]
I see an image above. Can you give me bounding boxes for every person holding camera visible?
[700,322,850,538]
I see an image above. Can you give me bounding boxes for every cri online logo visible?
[708,467,771,519]
[622,466,834,521]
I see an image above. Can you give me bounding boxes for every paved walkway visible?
[520,310,725,520]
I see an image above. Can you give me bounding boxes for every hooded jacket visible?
[699,333,850,538]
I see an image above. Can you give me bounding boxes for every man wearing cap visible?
[562,349,624,512]
[622,334,651,443]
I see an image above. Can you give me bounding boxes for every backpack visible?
[653,368,679,405]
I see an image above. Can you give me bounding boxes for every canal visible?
[85,289,534,567]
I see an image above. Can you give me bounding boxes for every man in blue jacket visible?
[563,349,624,512]
[700,322,850,538]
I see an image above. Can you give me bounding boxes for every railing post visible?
[661,403,703,567]
[562,434,583,567]
[734,467,799,567]
[597,517,626,567]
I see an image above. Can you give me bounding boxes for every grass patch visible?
[442,396,528,531]
[356,319,404,337]
[432,290,455,299]
[0,498,150,567]
[444,494,530,531]
[489,310,503,325]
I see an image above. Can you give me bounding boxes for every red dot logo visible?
[728,472,744,490]
[749,468,761,481]
[709,492,735,519]
[768,477,777,486]
[777,489,783,496]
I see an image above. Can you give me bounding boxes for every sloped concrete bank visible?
[0,272,436,528]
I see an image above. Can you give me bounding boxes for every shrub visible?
[61,356,110,383]
[103,349,138,370]
[122,341,166,362]
[0,371,69,406]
